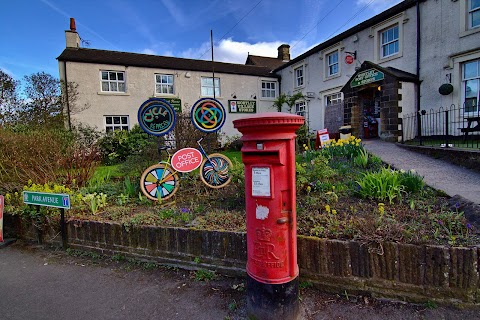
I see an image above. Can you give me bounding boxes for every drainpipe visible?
[416,0,422,139]
[63,60,72,130]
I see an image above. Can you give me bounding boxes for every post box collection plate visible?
[252,167,271,197]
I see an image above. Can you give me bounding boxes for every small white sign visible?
[252,167,271,197]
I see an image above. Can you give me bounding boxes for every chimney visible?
[277,44,290,62]
[65,18,80,48]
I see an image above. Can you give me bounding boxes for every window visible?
[325,92,343,106]
[463,59,479,113]
[327,51,339,76]
[101,71,125,92]
[469,0,480,29]
[155,74,174,95]
[380,25,399,58]
[295,101,306,117]
[201,77,220,97]
[261,81,276,98]
[105,116,129,132]
[294,66,304,88]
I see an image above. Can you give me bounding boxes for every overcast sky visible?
[0,0,402,80]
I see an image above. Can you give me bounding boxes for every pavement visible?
[2,242,480,320]
[363,139,480,205]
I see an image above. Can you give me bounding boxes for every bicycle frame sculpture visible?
[138,98,232,201]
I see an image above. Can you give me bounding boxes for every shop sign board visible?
[161,97,182,112]
[351,68,384,88]
[229,100,256,113]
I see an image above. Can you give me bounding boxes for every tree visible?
[60,80,90,130]
[272,92,305,112]
[21,72,63,127]
[0,69,20,126]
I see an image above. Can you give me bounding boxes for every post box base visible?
[246,275,299,320]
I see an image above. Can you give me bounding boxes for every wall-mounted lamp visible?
[231,93,237,99]
[185,72,191,78]
[251,94,257,99]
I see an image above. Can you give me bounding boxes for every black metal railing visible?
[402,103,480,149]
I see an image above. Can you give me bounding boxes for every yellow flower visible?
[325,204,331,213]
[305,146,309,151]
[332,209,337,215]
[303,144,306,147]
[306,186,312,193]
[378,203,385,214]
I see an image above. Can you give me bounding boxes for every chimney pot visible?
[70,18,76,32]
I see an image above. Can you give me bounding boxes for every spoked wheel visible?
[199,153,233,189]
[140,163,179,201]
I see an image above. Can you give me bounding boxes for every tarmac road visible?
[1,242,480,320]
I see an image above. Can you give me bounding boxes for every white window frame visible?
[100,71,126,93]
[372,14,404,63]
[261,80,277,99]
[104,115,129,132]
[201,77,220,97]
[325,92,343,107]
[462,59,480,114]
[295,100,306,117]
[469,0,480,29]
[327,51,339,77]
[380,25,399,59]
[155,74,174,95]
[294,65,304,88]
[460,0,480,36]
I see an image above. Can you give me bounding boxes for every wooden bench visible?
[461,116,480,140]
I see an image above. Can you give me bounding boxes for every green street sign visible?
[23,191,71,209]
[351,68,385,88]
[161,97,182,112]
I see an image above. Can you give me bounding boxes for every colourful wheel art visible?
[191,98,226,133]
[140,163,180,201]
[199,153,233,189]
[138,98,176,136]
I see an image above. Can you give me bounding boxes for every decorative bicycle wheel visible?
[191,98,226,133]
[140,163,179,201]
[199,153,233,189]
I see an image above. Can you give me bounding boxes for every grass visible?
[220,150,241,163]
[91,164,124,181]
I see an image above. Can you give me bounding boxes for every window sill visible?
[460,27,480,38]
[377,52,401,64]
[154,93,176,97]
[98,91,130,96]
[324,73,341,81]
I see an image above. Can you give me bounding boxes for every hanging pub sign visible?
[161,97,182,112]
[351,68,385,88]
[228,100,256,113]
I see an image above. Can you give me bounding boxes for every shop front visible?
[340,61,418,142]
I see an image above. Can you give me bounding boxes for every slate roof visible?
[57,48,279,78]
[273,0,421,72]
[245,55,286,71]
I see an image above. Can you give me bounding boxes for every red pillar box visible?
[233,112,304,320]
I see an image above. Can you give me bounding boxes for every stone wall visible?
[6,216,480,305]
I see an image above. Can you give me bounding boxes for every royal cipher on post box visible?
[233,113,304,285]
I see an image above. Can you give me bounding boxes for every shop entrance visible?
[358,87,381,139]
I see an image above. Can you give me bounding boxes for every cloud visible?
[179,38,311,64]
[142,49,157,55]
[356,0,403,13]
[160,0,188,27]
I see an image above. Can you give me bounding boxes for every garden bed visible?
[4,136,478,248]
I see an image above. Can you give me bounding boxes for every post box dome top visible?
[233,112,304,130]
[233,112,304,139]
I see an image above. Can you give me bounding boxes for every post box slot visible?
[242,151,282,165]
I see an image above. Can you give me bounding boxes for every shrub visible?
[97,125,157,165]
[0,127,99,191]
[399,169,425,193]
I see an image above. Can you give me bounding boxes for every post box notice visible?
[252,167,271,197]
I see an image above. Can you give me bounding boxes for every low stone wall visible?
[5,216,480,305]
